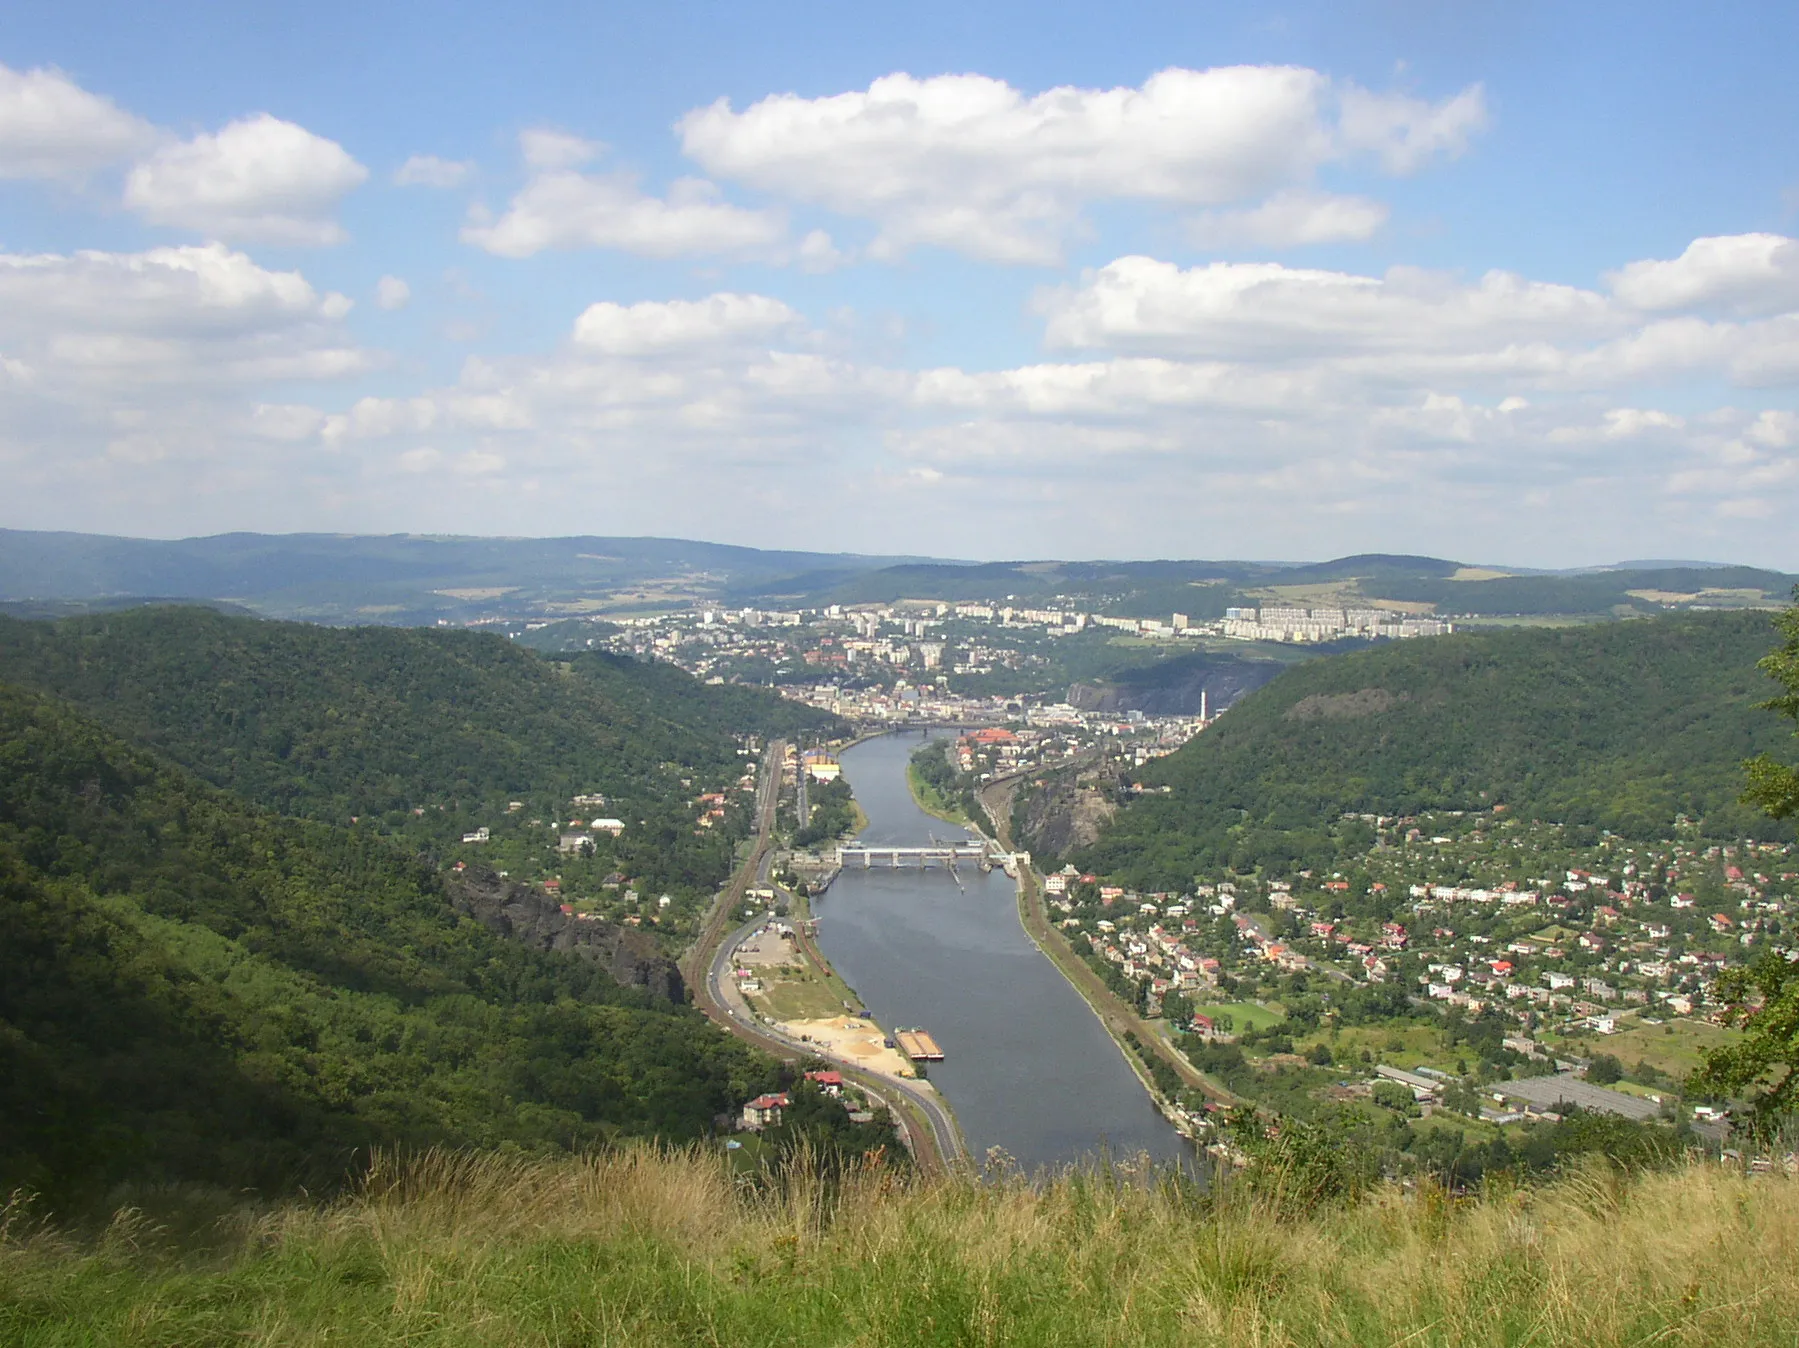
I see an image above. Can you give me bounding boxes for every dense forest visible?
[1072,612,1798,889]
[0,682,792,1203]
[0,607,842,896]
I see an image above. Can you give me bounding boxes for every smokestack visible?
[1201,688,1209,723]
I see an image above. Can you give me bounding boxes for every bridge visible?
[833,842,1030,876]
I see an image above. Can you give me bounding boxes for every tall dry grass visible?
[3,1146,1797,1345]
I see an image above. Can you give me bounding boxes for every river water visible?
[810,730,1188,1172]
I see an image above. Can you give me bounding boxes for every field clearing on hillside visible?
[1588,1018,1737,1078]
[1451,613,1607,627]
[1299,1021,1447,1067]
[1239,580,1368,607]
[1193,1001,1285,1031]
[6,1149,1799,1346]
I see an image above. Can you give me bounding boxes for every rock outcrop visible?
[1011,772,1120,862]
[446,866,684,1002]
[1066,651,1283,717]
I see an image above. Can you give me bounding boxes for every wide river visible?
[811,730,1189,1171]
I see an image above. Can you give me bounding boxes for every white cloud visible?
[0,243,354,352]
[1608,233,1799,317]
[796,228,848,272]
[1337,83,1489,173]
[395,154,473,188]
[570,293,800,354]
[1038,255,1615,360]
[464,131,786,258]
[247,402,328,440]
[520,129,600,170]
[0,243,374,534]
[677,66,1484,262]
[1547,407,1686,443]
[7,226,1799,569]
[0,62,156,179]
[375,275,411,310]
[124,114,368,245]
[1188,188,1388,248]
[451,448,506,476]
[321,396,439,444]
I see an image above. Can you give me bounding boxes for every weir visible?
[833,843,1028,875]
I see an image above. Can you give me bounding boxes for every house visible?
[592,818,626,836]
[1044,873,1068,894]
[741,1093,791,1129]
[461,827,490,844]
[805,1070,844,1097]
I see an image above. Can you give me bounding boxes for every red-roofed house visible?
[741,1093,790,1129]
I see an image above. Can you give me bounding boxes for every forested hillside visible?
[0,607,840,895]
[1073,612,1797,888]
[0,683,781,1202]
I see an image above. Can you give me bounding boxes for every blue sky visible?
[3,1,1798,565]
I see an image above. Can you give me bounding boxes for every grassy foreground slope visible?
[0,684,777,1203]
[1077,612,1796,888]
[4,1148,1797,1346]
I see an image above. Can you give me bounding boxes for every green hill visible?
[0,607,840,897]
[0,683,781,1203]
[1072,612,1797,888]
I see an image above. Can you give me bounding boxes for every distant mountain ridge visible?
[0,529,1791,625]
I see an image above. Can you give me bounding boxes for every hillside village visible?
[1042,806,1793,1137]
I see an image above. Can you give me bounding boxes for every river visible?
[810,730,1189,1172]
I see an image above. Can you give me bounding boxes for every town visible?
[1037,804,1791,1146]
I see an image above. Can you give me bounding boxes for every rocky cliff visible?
[1066,650,1285,716]
[1011,771,1120,862]
[447,867,685,1002]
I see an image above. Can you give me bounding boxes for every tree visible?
[1587,1053,1623,1085]
[1693,595,1799,1132]
[1742,595,1799,820]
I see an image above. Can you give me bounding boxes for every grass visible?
[905,761,969,826]
[1320,1021,1470,1073]
[1594,1019,1736,1078]
[755,974,846,1022]
[1194,1002,1286,1032]
[6,1148,1799,1345]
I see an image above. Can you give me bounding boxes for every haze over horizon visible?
[4,2,1799,568]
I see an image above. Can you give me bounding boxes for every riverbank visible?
[817,732,1179,1168]
[978,778,1238,1118]
[683,740,961,1171]
[904,757,969,827]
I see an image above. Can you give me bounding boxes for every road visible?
[681,738,967,1171]
[679,739,785,995]
[704,908,965,1170]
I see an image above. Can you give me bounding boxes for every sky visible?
[3,0,1798,566]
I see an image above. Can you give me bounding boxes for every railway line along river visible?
[811,730,1188,1172]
